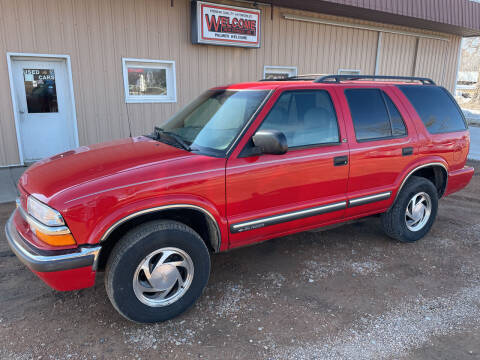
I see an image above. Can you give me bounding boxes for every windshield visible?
[159,89,269,155]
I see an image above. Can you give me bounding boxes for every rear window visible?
[397,85,466,134]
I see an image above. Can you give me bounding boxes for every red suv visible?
[5,75,474,323]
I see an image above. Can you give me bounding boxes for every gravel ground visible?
[0,160,479,360]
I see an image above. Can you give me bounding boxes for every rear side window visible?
[398,85,466,134]
[384,94,406,136]
[345,89,407,141]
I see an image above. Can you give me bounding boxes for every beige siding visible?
[0,0,462,166]
[377,33,417,76]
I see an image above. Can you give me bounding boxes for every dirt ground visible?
[1,161,479,360]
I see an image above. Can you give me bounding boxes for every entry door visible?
[12,58,76,162]
[226,88,350,248]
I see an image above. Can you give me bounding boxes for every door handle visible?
[402,147,413,156]
[333,155,348,166]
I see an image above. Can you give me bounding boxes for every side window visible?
[397,85,467,134]
[345,89,407,141]
[258,90,339,148]
[384,94,407,136]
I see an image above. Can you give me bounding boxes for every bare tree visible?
[461,38,480,104]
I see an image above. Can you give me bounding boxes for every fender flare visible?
[392,161,448,203]
[98,204,223,252]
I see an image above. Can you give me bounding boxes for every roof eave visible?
[268,0,480,37]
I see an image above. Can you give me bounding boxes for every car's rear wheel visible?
[381,176,438,243]
[105,220,210,323]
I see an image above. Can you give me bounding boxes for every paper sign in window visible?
[23,69,58,113]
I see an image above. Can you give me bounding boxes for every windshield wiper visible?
[152,126,191,151]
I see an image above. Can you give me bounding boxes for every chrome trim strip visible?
[18,206,71,235]
[231,201,347,233]
[99,204,222,252]
[348,191,392,207]
[5,212,101,273]
[394,162,448,202]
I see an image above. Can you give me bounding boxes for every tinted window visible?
[384,94,407,136]
[258,90,339,147]
[398,85,466,134]
[346,89,406,141]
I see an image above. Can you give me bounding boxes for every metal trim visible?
[99,204,222,252]
[282,14,450,42]
[231,201,347,233]
[5,213,100,273]
[316,74,435,85]
[18,206,71,236]
[393,162,448,202]
[348,191,392,207]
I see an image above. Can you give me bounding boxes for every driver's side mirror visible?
[252,130,288,155]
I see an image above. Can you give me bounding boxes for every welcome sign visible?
[191,1,261,48]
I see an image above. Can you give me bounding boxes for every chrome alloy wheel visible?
[133,247,194,307]
[405,192,432,232]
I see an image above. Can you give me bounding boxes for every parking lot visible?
[0,161,479,360]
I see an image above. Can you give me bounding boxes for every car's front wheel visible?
[381,176,438,243]
[105,220,210,323]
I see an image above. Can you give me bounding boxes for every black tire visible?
[381,176,438,243]
[105,220,210,323]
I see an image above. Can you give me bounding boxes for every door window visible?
[345,89,406,141]
[384,93,407,136]
[257,90,339,148]
[23,69,58,113]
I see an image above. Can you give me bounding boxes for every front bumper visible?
[5,211,101,291]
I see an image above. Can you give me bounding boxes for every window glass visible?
[128,67,166,96]
[23,69,58,113]
[258,90,339,147]
[161,90,268,152]
[345,89,392,141]
[383,94,407,136]
[263,66,297,80]
[338,69,361,75]
[397,85,466,134]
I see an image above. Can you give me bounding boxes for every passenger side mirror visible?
[252,130,288,155]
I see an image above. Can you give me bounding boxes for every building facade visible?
[1,0,480,166]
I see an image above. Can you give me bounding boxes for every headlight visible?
[27,196,65,226]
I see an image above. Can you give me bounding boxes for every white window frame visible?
[263,65,298,80]
[122,58,176,103]
[338,69,361,75]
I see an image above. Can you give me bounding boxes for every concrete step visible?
[0,166,26,204]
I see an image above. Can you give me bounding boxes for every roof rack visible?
[313,75,436,85]
[260,74,328,81]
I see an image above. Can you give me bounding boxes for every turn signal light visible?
[35,230,76,246]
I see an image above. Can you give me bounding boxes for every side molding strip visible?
[231,190,395,233]
[230,201,347,233]
[348,191,392,207]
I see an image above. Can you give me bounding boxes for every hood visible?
[19,136,194,203]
